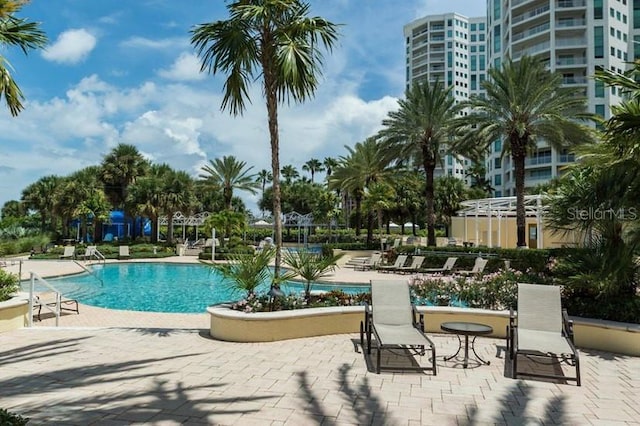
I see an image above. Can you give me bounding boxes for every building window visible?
[471,55,477,71]
[479,22,485,31]
[495,190,502,197]
[610,6,615,17]
[471,74,477,90]
[471,23,477,31]
[616,11,621,20]
[494,139,502,152]
[594,0,603,19]
[479,55,485,70]
[594,26,604,58]
[447,155,453,166]
[611,46,616,56]
[595,80,605,97]
[611,27,615,36]
[493,25,501,54]
[595,104,606,123]
[636,0,640,29]
[448,51,452,67]
[493,0,501,19]
[494,157,501,169]
[495,175,502,185]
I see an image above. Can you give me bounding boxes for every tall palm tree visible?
[453,55,592,247]
[199,156,259,211]
[434,175,467,237]
[100,144,149,238]
[190,0,339,277]
[0,0,47,116]
[323,156,338,179]
[329,137,393,243]
[256,169,272,195]
[280,164,299,185]
[62,166,110,242]
[161,170,196,245]
[128,163,172,243]
[21,175,62,232]
[378,79,463,247]
[302,158,324,183]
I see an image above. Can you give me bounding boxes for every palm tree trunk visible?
[354,192,362,236]
[424,164,436,246]
[366,212,374,246]
[513,145,527,247]
[263,62,283,279]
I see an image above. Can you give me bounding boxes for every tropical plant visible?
[128,163,172,243]
[280,164,300,185]
[0,268,19,302]
[434,175,467,237]
[323,156,338,179]
[100,144,149,209]
[453,55,592,247]
[0,0,47,116]
[329,137,394,243]
[199,156,259,211]
[210,247,276,298]
[363,182,395,251]
[203,210,247,247]
[191,0,339,278]
[0,407,28,426]
[160,170,196,244]
[302,158,324,183]
[378,79,464,246]
[282,248,344,302]
[21,175,62,232]
[256,168,272,216]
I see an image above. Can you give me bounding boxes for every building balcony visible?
[512,4,550,26]
[556,18,586,29]
[512,22,550,43]
[556,57,587,67]
[562,76,587,85]
[556,0,586,9]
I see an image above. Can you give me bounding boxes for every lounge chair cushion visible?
[373,323,428,346]
[517,329,574,355]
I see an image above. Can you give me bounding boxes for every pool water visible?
[35,263,369,313]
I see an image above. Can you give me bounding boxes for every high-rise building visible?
[405,0,635,196]
[403,13,482,183]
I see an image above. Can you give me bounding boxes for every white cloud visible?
[120,36,188,50]
[42,29,97,64]
[158,52,205,81]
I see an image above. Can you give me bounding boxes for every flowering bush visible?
[229,289,370,313]
[410,268,550,310]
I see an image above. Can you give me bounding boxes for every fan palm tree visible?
[378,79,463,247]
[323,156,338,179]
[256,169,272,195]
[280,164,299,185]
[190,0,339,277]
[282,248,344,302]
[199,156,259,211]
[453,55,592,247]
[302,158,324,183]
[329,137,394,242]
[100,144,149,238]
[434,175,467,237]
[363,182,395,252]
[21,175,62,232]
[128,163,172,243]
[161,170,196,244]
[0,0,47,116]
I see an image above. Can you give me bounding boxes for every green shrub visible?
[0,269,20,302]
[0,408,29,425]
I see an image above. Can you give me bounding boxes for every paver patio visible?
[1,257,638,425]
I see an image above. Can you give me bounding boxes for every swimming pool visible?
[36,263,369,314]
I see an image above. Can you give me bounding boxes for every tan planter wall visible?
[0,298,29,333]
[208,305,640,356]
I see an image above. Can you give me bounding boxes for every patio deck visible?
[0,256,638,424]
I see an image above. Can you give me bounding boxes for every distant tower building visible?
[403,13,482,184]
[406,0,635,196]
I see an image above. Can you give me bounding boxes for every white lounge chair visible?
[354,252,382,271]
[455,257,488,275]
[420,257,457,273]
[59,246,76,260]
[361,279,437,374]
[80,246,97,260]
[396,256,425,274]
[507,283,581,386]
[33,292,79,321]
[377,255,408,273]
[118,245,130,260]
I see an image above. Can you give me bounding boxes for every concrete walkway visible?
[1,256,638,424]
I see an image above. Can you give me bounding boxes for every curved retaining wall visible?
[0,297,29,333]
[207,305,640,356]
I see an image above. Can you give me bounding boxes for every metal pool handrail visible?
[28,272,60,327]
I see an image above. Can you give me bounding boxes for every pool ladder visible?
[73,260,104,286]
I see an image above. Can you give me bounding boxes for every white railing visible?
[73,260,104,286]
[29,272,60,327]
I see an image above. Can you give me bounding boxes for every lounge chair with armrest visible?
[395,256,425,274]
[377,255,408,273]
[360,279,437,374]
[59,246,76,260]
[354,252,382,271]
[455,257,488,275]
[506,283,581,386]
[420,257,457,273]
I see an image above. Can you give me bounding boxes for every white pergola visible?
[456,195,547,248]
[283,211,314,245]
[158,211,211,241]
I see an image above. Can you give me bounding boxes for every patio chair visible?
[396,256,425,274]
[118,245,131,260]
[354,252,382,271]
[420,257,457,273]
[506,283,581,386]
[33,292,79,321]
[80,245,97,261]
[455,257,488,275]
[59,246,76,260]
[377,255,408,273]
[360,279,437,374]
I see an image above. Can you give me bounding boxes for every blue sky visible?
[0,0,486,213]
